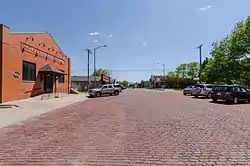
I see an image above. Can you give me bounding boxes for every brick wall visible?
[0,24,70,103]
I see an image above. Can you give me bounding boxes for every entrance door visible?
[44,75,53,93]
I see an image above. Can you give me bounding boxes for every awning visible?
[39,64,66,75]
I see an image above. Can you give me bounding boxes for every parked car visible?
[88,84,120,97]
[113,84,123,92]
[113,84,121,91]
[211,85,250,104]
[183,85,194,95]
[192,84,215,98]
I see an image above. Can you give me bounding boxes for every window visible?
[58,70,65,83]
[195,84,204,88]
[206,85,214,89]
[102,85,108,89]
[240,87,248,92]
[22,61,36,81]
[108,85,113,88]
[232,86,241,92]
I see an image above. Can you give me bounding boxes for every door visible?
[108,85,114,94]
[240,87,249,100]
[101,85,108,94]
[44,75,53,93]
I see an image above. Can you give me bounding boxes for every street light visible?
[85,48,92,92]
[157,62,166,89]
[196,44,203,83]
[93,44,107,86]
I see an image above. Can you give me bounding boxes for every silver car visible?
[89,84,120,97]
[192,84,215,98]
[183,86,194,95]
[113,84,123,92]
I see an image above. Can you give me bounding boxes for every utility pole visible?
[93,48,96,87]
[163,63,166,89]
[85,48,92,92]
[197,44,203,83]
[157,62,166,89]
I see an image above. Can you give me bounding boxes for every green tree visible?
[175,63,188,78]
[167,71,179,79]
[91,68,112,77]
[202,16,250,85]
[186,62,199,80]
[120,80,129,87]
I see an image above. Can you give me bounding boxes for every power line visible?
[71,68,176,72]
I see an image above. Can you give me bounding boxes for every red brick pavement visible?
[0,89,249,166]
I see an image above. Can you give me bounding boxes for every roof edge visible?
[0,24,10,29]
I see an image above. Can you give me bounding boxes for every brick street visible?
[0,89,249,166]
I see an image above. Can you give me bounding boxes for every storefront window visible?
[22,61,36,81]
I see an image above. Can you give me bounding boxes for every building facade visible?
[0,24,71,103]
[71,74,113,92]
[149,75,167,88]
[71,76,102,92]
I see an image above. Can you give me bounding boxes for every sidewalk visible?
[0,94,88,128]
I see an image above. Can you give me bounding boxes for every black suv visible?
[211,85,250,104]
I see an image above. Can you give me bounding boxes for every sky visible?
[0,0,250,82]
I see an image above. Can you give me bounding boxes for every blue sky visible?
[1,0,250,82]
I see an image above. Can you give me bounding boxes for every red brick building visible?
[0,24,71,103]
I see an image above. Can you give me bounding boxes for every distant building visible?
[149,75,167,88]
[0,24,70,103]
[141,80,151,88]
[71,74,113,92]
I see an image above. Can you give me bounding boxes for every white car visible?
[89,84,120,97]
[192,84,215,98]
[183,85,194,95]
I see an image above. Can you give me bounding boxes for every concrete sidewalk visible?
[0,94,88,128]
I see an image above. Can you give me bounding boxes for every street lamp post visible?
[93,45,107,86]
[196,44,203,83]
[157,62,166,89]
[85,48,92,92]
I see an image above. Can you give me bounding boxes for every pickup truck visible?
[88,84,120,97]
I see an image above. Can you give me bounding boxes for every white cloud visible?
[93,40,99,43]
[199,5,212,11]
[142,41,147,47]
[108,34,113,37]
[89,32,100,36]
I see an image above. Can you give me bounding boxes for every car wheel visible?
[114,90,119,96]
[233,97,239,104]
[183,93,187,95]
[95,92,101,97]
[194,95,198,98]
[212,98,217,102]
[207,93,212,99]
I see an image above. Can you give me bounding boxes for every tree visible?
[91,68,112,77]
[175,64,188,78]
[120,80,129,87]
[201,16,250,85]
[186,62,199,80]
